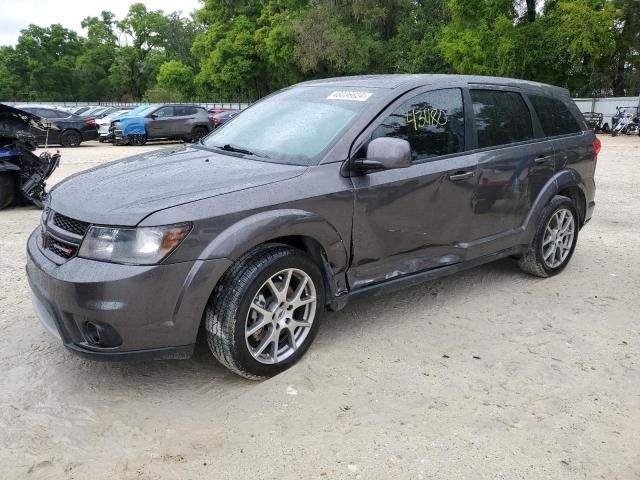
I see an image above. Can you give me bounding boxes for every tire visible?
[190,126,208,143]
[128,134,147,146]
[205,244,325,379]
[518,195,579,278]
[0,173,16,210]
[60,129,82,148]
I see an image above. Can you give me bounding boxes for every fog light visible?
[83,321,122,347]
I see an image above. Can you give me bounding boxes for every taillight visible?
[208,115,215,122]
[85,118,95,126]
[213,118,221,125]
[593,137,601,157]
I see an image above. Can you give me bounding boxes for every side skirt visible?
[328,245,524,311]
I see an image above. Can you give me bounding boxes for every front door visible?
[349,87,478,289]
[148,106,177,138]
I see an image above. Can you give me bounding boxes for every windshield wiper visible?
[213,144,256,156]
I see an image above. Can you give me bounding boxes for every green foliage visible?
[1,0,639,101]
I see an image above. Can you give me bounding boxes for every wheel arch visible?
[522,169,589,244]
[200,209,349,306]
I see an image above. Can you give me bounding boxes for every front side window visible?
[529,95,582,136]
[154,106,174,118]
[371,88,465,159]
[471,90,534,148]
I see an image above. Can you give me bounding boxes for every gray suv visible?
[26,75,598,379]
[112,104,213,145]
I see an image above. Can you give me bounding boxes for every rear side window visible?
[175,106,198,116]
[470,90,534,148]
[371,88,465,159]
[529,95,582,136]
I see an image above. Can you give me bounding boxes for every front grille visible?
[43,235,77,259]
[52,213,90,237]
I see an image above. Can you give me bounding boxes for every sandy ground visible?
[0,138,638,479]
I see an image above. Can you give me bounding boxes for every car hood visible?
[49,146,307,225]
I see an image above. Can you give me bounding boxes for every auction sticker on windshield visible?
[327,91,373,102]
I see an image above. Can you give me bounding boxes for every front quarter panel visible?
[141,163,354,287]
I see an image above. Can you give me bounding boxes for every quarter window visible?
[529,95,582,136]
[470,90,534,148]
[371,88,465,159]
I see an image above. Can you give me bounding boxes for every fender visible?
[199,208,349,275]
[521,169,588,244]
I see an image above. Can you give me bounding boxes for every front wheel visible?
[518,195,579,278]
[205,244,324,379]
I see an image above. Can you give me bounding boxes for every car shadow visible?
[56,257,527,395]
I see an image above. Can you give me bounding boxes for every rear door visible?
[467,87,554,255]
[349,86,477,288]
[527,93,590,190]
[174,106,198,136]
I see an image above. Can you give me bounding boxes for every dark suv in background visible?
[112,104,213,145]
[27,75,597,379]
[16,105,98,147]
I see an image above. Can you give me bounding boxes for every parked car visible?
[27,75,597,379]
[0,104,60,209]
[208,107,229,115]
[112,104,213,145]
[96,108,135,141]
[16,105,98,147]
[211,109,241,128]
[72,106,96,116]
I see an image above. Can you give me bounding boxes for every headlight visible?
[78,224,191,265]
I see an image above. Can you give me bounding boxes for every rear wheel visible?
[205,244,324,379]
[518,195,579,278]
[0,173,16,210]
[191,126,208,143]
[60,129,82,148]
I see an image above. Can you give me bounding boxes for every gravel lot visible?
[1,138,638,479]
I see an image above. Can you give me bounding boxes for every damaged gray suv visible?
[27,75,598,379]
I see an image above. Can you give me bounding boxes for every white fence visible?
[574,96,640,127]
[3,101,251,111]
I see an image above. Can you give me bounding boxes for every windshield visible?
[117,105,153,118]
[202,86,381,165]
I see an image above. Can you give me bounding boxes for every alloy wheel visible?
[245,268,317,365]
[542,208,575,268]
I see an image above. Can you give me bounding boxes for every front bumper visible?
[26,227,232,360]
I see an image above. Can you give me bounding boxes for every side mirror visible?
[148,114,157,119]
[361,137,411,172]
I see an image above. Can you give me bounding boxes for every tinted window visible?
[529,95,582,136]
[36,108,66,119]
[154,106,174,118]
[471,90,534,148]
[371,88,465,159]
[175,106,197,116]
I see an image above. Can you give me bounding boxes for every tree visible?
[154,59,195,100]
[74,11,117,100]
[14,24,83,100]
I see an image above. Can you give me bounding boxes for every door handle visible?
[534,155,553,164]
[449,171,474,181]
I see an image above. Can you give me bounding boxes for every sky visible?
[0,0,203,46]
